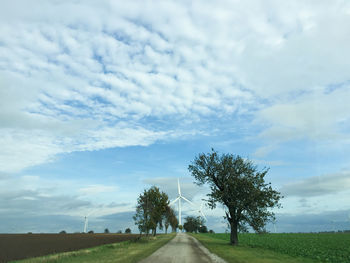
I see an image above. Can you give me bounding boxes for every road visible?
[139,233,227,263]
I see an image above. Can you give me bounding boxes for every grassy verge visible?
[190,233,316,263]
[13,233,175,263]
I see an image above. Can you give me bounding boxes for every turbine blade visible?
[177,178,181,196]
[181,196,194,206]
[200,210,207,221]
[170,197,180,205]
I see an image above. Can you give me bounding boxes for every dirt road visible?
[139,233,226,263]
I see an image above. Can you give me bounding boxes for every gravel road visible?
[139,233,227,263]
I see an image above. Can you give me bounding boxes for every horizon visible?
[1,0,350,234]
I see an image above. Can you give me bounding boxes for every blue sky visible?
[1,0,350,233]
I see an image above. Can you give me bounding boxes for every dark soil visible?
[0,233,138,262]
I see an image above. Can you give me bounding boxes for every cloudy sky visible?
[1,0,350,233]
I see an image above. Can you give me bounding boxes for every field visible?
[194,233,350,263]
[0,233,138,262]
[9,234,175,263]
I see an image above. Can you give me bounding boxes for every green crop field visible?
[203,233,350,263]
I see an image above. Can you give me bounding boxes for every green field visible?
[14,234,175,263]
[194,233,350,263]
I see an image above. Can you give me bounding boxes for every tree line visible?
[133,186,178,236]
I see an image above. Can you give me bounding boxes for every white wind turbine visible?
[170,178,195,227]
[83,216,89,233]
[83,210,95,233]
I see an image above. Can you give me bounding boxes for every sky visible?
[1,0,350,234]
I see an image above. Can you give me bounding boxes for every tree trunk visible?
[153,228,157,236]
[165,226,168,234]
[230,221,239,245]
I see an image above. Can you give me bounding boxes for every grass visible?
[190,233,317,263]
[203,233,350,263]
[13,233,175,263]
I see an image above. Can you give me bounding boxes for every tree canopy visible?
[133,186,170,236]
[188,149,282,245]
[183,216,205,233]
[164,205,178,234]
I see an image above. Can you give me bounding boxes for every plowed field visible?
[0,233,138,262]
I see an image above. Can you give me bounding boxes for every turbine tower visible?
[83,210,95,233]
[170,178,194,227]
[199,202,207,221]
[83,216,88,233]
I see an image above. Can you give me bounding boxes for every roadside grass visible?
[13,233,175,263]
[190,233,316,263]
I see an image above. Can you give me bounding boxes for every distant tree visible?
[178,225,183,232]
[199,225,208,233]
[183,216,204,233]
[188,149,282,245]
[125,228,131,234]
[208,229,215,234]
[59,230,66,234]
[88,230,94,234]
[117,230,122,234]
[104,228,110,234]
[164,206,177,234]
[133,186,169,236]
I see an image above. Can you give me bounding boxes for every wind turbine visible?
[83,210,95,233]
[199,202,207,221]
[83,216,89,233]
[170,178,195,227]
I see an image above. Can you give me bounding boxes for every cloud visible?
[281,171,350,197]
[78,184,118,195]
[0,174,137,233]
[256,87,350,142]
[0,0,350,175]
[273,209,350,233]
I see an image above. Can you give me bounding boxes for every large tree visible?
[133,186,169,236]
[188,149,282,245]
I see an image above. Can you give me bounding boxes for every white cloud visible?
[0,0,350,173]
[281,170,350,197]
[256,87,350,142]
[79,184,118,195]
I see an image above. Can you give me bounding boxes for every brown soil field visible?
[0,233,138,262]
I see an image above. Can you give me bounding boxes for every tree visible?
[183,216,205,233]
[164,206,177,234]
[169,208,179,233]
[199,225,208,233]
[133,186,169,236]
[188,149,282,245]
[117,230,122,234]
[104,228,110,233]
[125,228,131,234]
